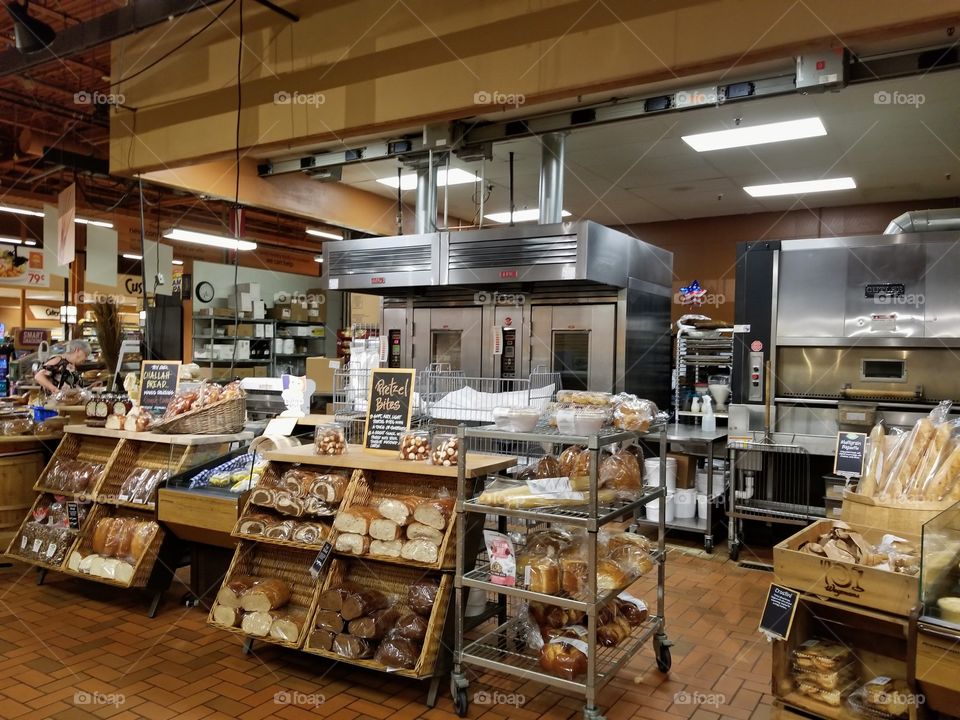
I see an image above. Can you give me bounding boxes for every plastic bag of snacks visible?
[430,434,459,466]
[611,394,659,432]
[50,387,89,407]
[398,429,430,461]
[314,423,347,456]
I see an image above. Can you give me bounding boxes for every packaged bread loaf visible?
[91,517,114,555]
[597,615,631,647]
[369,518,401,542]
[596,559,629,592]
[318,587,351,611]
[211,604,242,628]
[314,609,345,632]
[906,419,956,499]
[539,629,589,679]
[269,608,308,643]
[374,636,420,669]
[378,497,418,526]
[927,443,960,501]
[413,497,454,530]
[240,578,291,612]
[333,506,381,535]
[406,522,443,544]
[527,553,560,594]
[309,629,336,651]
[857,422,887,497]
[390,612,428,641]
[241,611,275,637]
[401,538,439,564]
[408,579,439,617]
[558,445,584,477]
[880,416,936,499]
[341,589,390,621]
[217,575,258,608]
[348,606,401,639]
[292,523,325,545]
[615,594,648,626]
[334,532,369,555]
[238,514,273,536]
[311,473,349,504]
[600,449,642,499]
[333,633,375,659]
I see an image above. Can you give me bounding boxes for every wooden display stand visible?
[209,444,514,707]
[0,435,60,550]
[4,425,251,616]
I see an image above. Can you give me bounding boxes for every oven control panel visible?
[747,351,764,402]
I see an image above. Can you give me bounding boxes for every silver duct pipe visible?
[884,208,960,234]
[414,159,438,234]
[538,132,566,224]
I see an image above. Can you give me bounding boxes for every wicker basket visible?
[33,433,120,497]
[302,558,451,679]
[61,504,164,588]
[3,492,92,570]
[207,541,321,649]
[334,470,457,570]
[150,396,246,435]
[232,503,332,551]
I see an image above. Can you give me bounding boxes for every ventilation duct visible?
[538,132,566,224]
[884,209,960,234]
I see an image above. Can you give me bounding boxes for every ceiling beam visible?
[0,0,225,77]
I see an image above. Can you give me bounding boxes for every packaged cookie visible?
[398,429,430,461]
[793,638,853,673]
[314,423,347,456]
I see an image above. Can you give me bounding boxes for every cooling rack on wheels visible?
[727,433,821,563]
[451,423,671,720]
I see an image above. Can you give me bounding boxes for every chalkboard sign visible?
[66,502,81,530]
[363,369,415,454]
[759,583,799,641]
[833,431,867,478]
[309,542,334,579]
[139,361,181,417]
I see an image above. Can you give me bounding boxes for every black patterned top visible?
[39,356,84,390]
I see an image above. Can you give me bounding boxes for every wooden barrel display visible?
[0,450,46,546]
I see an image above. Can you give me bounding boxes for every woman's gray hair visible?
[66,339,92,355]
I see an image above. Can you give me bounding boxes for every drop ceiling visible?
[337,70,960,227]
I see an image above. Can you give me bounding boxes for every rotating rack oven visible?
[322,221,674,408]
[730,230,960,456]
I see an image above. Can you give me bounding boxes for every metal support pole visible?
[538,132,566,224]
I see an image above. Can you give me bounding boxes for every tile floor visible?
[0,539,775,720]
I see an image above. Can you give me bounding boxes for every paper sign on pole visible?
[43,204,69,279]
[57,183,76,267]
[84,225,118,287]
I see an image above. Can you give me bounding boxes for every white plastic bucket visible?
[674,488,697,519]
[696,471,725,497]
[645,493,675,523]
[697,493,708,519]
[644,457,677,493]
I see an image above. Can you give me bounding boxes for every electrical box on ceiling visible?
[795,48,848,91]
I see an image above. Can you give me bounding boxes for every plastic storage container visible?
[644,457,677,493]
[645,493,675,523]
[430,433,459,466]
[674,488,697,518]
[314,422,347,455]
[398,429,431,461]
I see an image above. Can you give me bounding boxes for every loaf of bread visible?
[908,421,952,499]
[401,538,439,564]
[269,608,307,643]
[378,497,418,526]
[597,616,631,647]
[615,595,648,626]
[314,609,345,633]
[924,443,960,501]
[539,637,588,679]
[348,606,400,639]
[373,636,419,669]
[311,473,349,504]
[882,418,934,499]
[318,587,351,611]
[341,589,390,621]
[216,575,258,608]
[334,532,369,555]
[241,611,274,637]
[309,629,336,651]
[369,539,402,558]
[413,498,454,530]
[238,514,273,536]
[211,604,242,628]
[333,506,381,535]
[596,559,629,592]
[561,557,588,596]
[406,522,443,544]
[292,523,325,545]
[527,555,560,594]
[332,633,374,659]
[408,579,439,617]
[369,518,401,542]
[240,578,291,612]
[793,639,852,672]
[857,423,886,497]
[249,487,275,508]
[558,445,584,477]
[390,612,428,641]
[91,517,114,555]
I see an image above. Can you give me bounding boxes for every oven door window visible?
[553,331,590,391]
[431,330,462,370]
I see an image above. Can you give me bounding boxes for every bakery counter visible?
[62,424,253,446]
[157,486,245,548]
[265,443,516,479]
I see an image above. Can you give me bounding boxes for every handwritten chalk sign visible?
[759,583,799,641]
[363,369,415,454]
[833,431,866,478]
[139,361,181,417]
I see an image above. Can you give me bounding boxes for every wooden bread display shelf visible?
[301,558,452,680]
[62,424,253,446]
[334,469,457,571]
[265,443,516,479]
[207,540,321,649]
[33,432,120,496]
[3,493,94,570]
[60,504,165,589]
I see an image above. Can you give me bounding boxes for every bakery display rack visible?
[451,423,671,720]
[5,425,251,616]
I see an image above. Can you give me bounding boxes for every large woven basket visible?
[151,396,246,435]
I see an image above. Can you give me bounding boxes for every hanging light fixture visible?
[5,1,57,53]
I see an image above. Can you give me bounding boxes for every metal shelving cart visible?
[452,423,671,720]
[192,314,275,378]
[674,326,733,424]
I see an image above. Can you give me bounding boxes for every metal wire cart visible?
[451,423,671,720]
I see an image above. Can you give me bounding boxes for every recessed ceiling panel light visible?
[75,217,114,228]
[682,117,826,152]
[163,228,257,251]
[377,168,478,190]
[743,176,856,197]
[0,204,43,217]
[122,253,142,260]
[306,229,343,240]
[484,209,572,223]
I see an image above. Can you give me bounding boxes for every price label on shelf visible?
[309,542,334,579]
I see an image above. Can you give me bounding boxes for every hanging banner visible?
[57,183,76,267]
[0,247,48,287]
[85,225,118,287]
[43,204,68,279]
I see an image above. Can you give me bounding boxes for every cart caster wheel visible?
[704,538,714,553]
[729,542,740,562]
[656,644,672,673]
[453,687,469,717]
[583,707,606,720]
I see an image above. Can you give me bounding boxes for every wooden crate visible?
[207,541,320,649]
[916,623,960,716]
[841,491,948,537]
[61,504,164,588]
[34,433,119,496]
[774,519,920,617]
[3,493,93,570]
[334,470,457,570]
[771,595,917,720]
[302,558,451,679]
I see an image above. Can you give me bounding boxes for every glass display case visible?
[920,500,960,627]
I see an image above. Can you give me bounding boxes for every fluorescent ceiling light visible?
[75,217,114,228]
[24,240,36,246]
[484,208,572,224]
[306,229,342,240]
[163,228,257,251]
[314,255,324,263]
[377,168,477,191]
[744,176,856,197]
[0,237,22,244]
[122,253,142,260]
[682,117,826,152]
[172,259,184,266]
[0,204,43,217]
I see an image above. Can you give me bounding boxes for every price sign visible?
[363,369,415,454]
[66,502,81,530]
[759,583,799,641]
[833,431,867,478]
[309,542,334,578]
[139,361,181,417]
